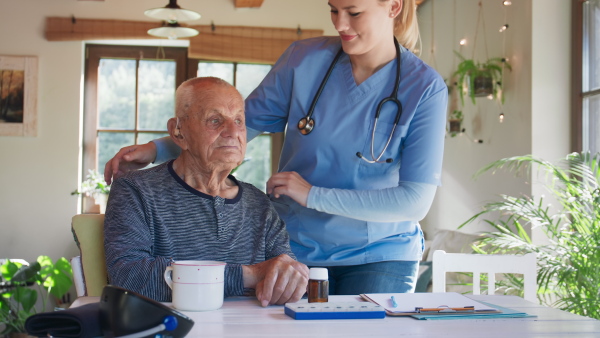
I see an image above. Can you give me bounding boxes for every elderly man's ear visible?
[168,117,188,150]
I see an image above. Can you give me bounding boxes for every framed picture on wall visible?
[0,55,38,137]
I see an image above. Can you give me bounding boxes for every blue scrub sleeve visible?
[153,137,181,164]
[246,127,263,141]
[152,127,263,164]
[306,181,437,223]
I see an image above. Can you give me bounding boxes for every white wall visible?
[419,0,571,239]
[530,0,571,243]
[0,0,333,263]
[0,0,572,262]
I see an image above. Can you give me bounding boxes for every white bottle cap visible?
[309,267,328,280]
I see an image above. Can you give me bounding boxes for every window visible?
[574,0,600,154]
[83,45,281,212]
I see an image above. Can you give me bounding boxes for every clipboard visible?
[360,292,501,316]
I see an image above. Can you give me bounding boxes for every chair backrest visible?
[71,214,108,297]
[432,250,537,303]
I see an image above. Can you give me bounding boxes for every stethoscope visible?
[297,38,403,164]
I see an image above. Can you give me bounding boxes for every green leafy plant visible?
[459,152,600,319]
[0,256,73,335]
[448,110,464,137]
[453,51,512,105]
[71,169,110,199]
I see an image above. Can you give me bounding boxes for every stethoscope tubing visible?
[305,48,345,123]
[298,37,403,164]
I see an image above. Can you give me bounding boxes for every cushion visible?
[71,214,108,297]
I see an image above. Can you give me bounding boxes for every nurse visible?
[104,0,447,295]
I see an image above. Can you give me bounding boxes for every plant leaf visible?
[38,256,73,299]
[460,151,600,318]
[13,286,37,313]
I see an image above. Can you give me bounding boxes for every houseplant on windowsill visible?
[459,152,600,319]
[453,52,512,105]
[72,169,110,213]
[0,256,73,336]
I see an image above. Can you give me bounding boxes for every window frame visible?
[83,44,188,174]
[572,0,600,153]
[83,44,188,212]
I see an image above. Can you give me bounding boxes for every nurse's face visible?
[328,0,400,57]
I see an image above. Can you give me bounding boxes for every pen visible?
[415,306,475,313]
[390,296,398,308]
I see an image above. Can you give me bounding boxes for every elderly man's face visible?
[183,85,246,171]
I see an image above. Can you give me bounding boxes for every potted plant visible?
[459,152,600,319]
[453,52,512,105]
[72,169,110,213]
[0,256,73,336]
[448,110,464,137]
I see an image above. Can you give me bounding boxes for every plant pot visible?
[472,75,494,97]
[94,194,108,214]
[448,119,462,133]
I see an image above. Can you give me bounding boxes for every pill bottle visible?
[308,267,329,303]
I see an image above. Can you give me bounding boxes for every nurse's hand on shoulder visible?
[242,254,309,307]
[103,142,157,184]
[266,171,312,207]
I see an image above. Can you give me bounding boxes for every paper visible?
[361,292,498,314]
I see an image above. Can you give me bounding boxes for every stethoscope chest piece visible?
[298,117,315,135]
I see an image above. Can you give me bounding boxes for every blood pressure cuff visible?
[25,302,102,338]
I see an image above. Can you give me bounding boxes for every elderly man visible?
[104,77,308,307]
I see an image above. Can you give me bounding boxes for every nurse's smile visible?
[340,34,357,41]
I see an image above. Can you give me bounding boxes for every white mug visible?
[164,260,226,311]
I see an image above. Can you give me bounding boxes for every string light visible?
[499,113,505,123]
[461,130,484,144]
[459,38,467,46]
[499,24,509,32]
[503,0,512,5]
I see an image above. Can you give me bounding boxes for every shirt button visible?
[218,213,223,217]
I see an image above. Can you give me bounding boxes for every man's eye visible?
[330,9,338,14]
[210,119,220,124]
[235,119,243,125]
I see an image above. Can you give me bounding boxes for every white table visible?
[72,294,600,337]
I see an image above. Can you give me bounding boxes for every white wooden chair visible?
[432,249,537,303]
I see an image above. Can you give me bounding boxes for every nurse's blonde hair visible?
[381,0,420,53]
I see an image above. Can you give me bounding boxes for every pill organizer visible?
[284,302,386,320]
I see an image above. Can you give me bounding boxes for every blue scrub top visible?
[245,37,447,266]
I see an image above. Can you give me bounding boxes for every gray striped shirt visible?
[104,161,294,302]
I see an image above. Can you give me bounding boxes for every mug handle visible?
[164,266,174,289]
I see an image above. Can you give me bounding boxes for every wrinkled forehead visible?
[179,84,244,119]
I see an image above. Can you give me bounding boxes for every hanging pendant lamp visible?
[147,21,199,40]
[145,0,201,23]
[145,0,200,39]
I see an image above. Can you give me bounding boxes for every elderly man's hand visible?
[104,142,157,184]
[242,254,309,307]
